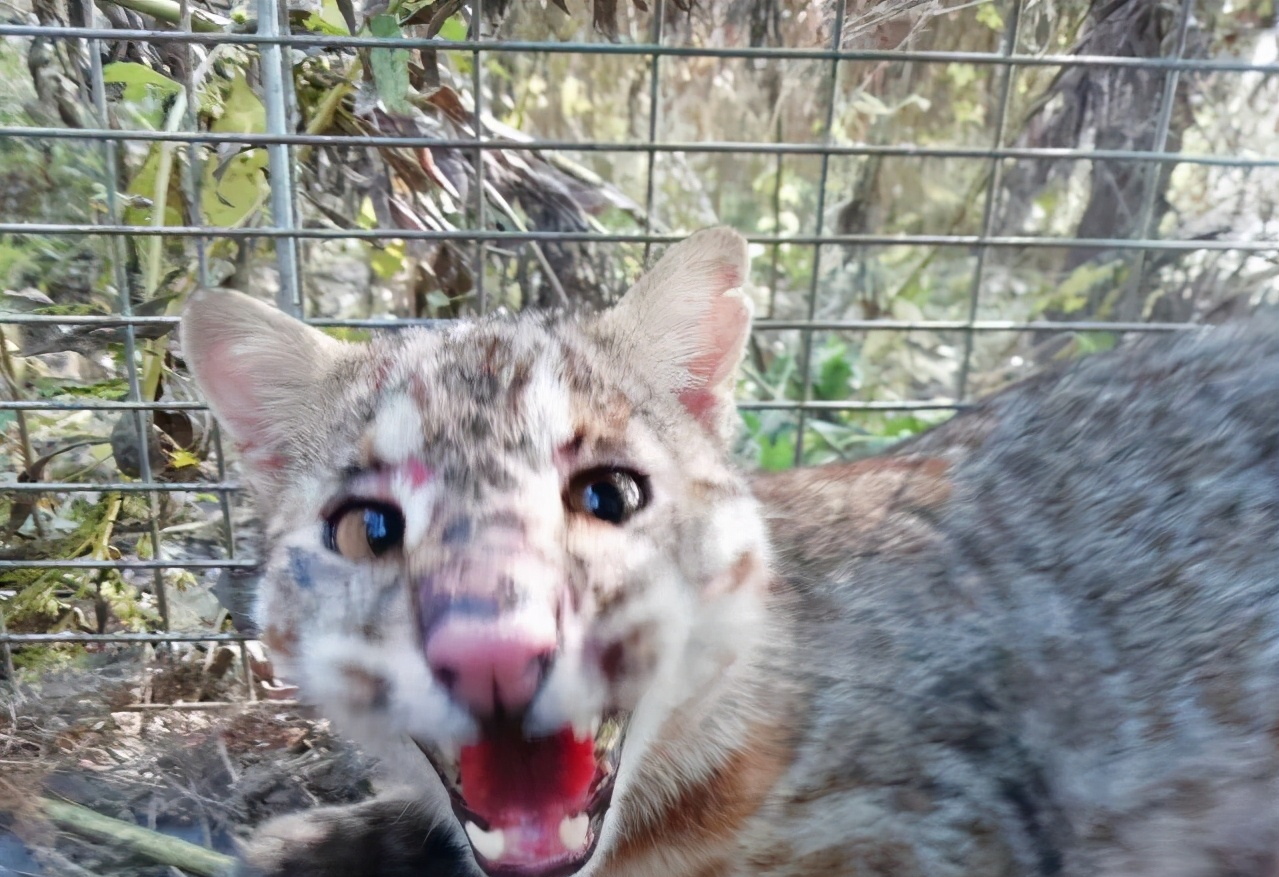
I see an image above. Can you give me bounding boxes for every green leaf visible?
[369,241,406,279]
[1037,260,1122,317]
[815,344,854,401]
[757,432,796,471]
[1073,332,1118,356]
[169,449,202,469]
[425,290,452,312]
[123,148,184,227]
[300,11,349,34]
[211,72,267,134]
[102,62,183,102]
[202,148,268,227]
[300,0,353,34]
[369,14,413,114]
[36,378,129,399]
[437,13,469,41]
[976,3,1005,31]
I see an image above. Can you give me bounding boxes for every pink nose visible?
[425,614,556,716]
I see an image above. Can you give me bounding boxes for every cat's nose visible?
[424,607,556,716]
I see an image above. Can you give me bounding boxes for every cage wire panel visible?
[0,0,1278,685]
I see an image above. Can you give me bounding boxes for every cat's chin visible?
[413,711,629,877]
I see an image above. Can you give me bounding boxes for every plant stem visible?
[92,493,123,560]
[297,59,361,164]
[38,798,235,877]
[0,331,45,537]
[100,0,228,31]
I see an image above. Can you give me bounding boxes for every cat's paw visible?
[233,797,472,877]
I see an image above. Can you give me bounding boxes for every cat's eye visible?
[566,469,648,524]
[323,502,405,560]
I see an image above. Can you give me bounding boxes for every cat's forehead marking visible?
[369,391,424,466]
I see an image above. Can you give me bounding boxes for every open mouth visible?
[414,712,629,877]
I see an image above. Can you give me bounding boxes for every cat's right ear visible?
[181,289,344,474]
[598,227,752,444]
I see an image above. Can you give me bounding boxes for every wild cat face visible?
[182,229,773,877]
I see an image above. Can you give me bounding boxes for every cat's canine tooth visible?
[466,823,506,861]
[573,714,602,739]
[434,739,459,767]
[559,814,590,851]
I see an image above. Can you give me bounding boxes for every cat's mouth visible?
[414,712,628,877]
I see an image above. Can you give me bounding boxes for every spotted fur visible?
[184,229,1279,877]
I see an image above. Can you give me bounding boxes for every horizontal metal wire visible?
[0,315,1207,333]
[0,24,1275,73]
[1,481,237,492]
[0,400,208,410]
[0,316,1208,332]
[116,699,302,710]
[3,398,960,417]
[0,396,997,416]
[736,399,965,411]
[3,224,1274,251]
[0,631,250,644]
[3,399,961,418]
[1,314,450,328]
[4,126,1277,169]
[0,558,254,569]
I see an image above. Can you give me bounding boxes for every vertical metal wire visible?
[791,0,847,465]
[642,0,666,265]
[86,29,170,630]
[767,113,784,319]
[177,0,241,703]
[1124,0,1195,304]
[471,0,488,314]
[177,0,233,561]
[0,596,15,686]
[179,0,210,290]
[955,0,1025,402]
[258,0,302,316]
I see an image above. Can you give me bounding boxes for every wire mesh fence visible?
[0,0,1277,704]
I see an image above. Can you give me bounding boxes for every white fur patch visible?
[371,393,424,465]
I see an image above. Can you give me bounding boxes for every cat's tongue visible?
[459,727,597,872]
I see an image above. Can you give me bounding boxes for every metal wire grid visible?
[0,0,1276,673]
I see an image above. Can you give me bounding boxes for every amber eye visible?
[323,502,405,560]
[566,469,648,524]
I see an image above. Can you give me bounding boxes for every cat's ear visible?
[600,227,752,442]
[181,289,345,473]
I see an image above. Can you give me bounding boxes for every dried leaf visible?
[592,0,619,38]
[19,322,173,357]
[1,288,55,313]
[418,147,462,199]
[430,243,473,299]
[5,440,102,535]
[332,0,358,34]
[423,85,472,127]
[388,194,429,231]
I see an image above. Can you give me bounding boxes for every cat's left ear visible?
[599,227,752,444]
[181,288,346,475]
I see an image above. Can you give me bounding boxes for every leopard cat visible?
[182,228,1279,877]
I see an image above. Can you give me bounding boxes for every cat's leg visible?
[234,794,473,877]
